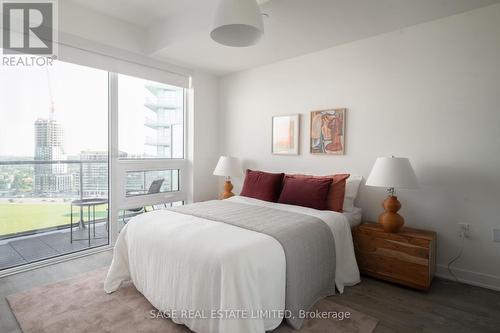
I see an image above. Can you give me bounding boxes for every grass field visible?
[0,203,108,236]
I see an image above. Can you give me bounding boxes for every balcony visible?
[0,160,112,271]
[144,84,179,96]
[145,136,171,147]
[0,160,178,271]
[144,97,181,112]
[144,117,173,129]
[0,222,109,270]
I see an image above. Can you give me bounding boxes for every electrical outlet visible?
[458,223,470,239]
[493,228,500,242]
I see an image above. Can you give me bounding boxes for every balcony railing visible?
[0,159,109,240]
[0,159,108,196]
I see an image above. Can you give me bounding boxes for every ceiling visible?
[70,0,500,75]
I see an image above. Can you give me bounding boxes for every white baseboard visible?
[435,264,500,292]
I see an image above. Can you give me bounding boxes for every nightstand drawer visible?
[353,222,436,290]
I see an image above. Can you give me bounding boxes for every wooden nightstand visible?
[352,222,436,290]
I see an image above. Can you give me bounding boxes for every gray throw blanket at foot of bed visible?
[170,200,336,329]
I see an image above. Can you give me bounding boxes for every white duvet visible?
[104,196,360,333]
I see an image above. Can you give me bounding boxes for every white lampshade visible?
[365,157,418,189]
[210,0,264,47]
[213,156,242,178]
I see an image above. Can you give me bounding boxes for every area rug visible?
[7,268,378,333]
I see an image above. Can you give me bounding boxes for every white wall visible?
[220,4,500,290]
[191,71,221,202]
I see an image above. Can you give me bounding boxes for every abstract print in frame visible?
[272,114,300,155]
[310,108,346,155]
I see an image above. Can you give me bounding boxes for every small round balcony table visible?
[70,198,108,247]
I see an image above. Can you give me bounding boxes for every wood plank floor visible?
[1,251,499,333]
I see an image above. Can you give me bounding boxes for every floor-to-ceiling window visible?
[118,73,184,160]
[0,58,189,272]
[114,74,187,231]
[0,61,109,269]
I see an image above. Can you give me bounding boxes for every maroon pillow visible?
[278,176,333,210]
[240,170,285,202]
[287,173,350,212]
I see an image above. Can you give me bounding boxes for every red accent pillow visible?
[278,176,333,210]
[240,170,285,202]
[287,174,350,212]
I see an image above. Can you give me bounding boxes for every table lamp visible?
[365,156,418,233]
[213,156,242,199]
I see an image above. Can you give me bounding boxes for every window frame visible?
[116,74,186,160]
[108,72,189,244]
[0,52,190,277]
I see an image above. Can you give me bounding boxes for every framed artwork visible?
[310,108,346,155]
[272,114,300,155]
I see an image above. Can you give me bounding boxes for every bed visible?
[344,206,363,228]
[104,196,360,333]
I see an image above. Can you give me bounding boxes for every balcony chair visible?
[122,178,164,224]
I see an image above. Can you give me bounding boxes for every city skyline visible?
[0,61,108,157]
[0,61,183,198]
[0,60,183,158]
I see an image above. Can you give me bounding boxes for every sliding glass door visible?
[0,62,109,270]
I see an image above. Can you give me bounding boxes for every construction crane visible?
[45,67,55,119]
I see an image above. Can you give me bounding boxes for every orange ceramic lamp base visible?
[378,195,404,233]
[220,180,235,199]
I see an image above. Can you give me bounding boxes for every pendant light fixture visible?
[210,0,264,47]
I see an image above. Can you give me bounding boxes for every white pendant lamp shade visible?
[211,0,264,47]
[365,157,418,189]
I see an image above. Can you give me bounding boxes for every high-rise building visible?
[33,117,71,194]
[78,150,109,198]
[144,84,184,158]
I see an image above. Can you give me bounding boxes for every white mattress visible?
[343,207,362,228]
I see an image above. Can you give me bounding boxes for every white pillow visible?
[343,175,362,212]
